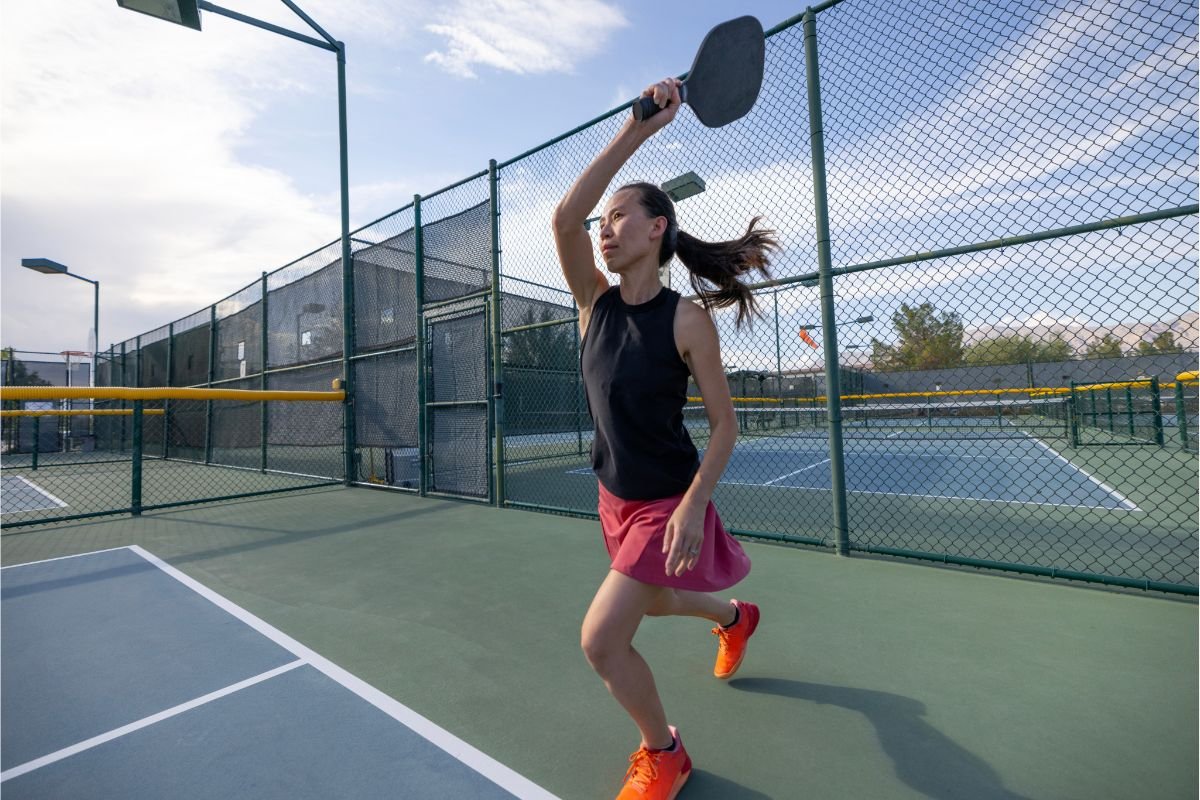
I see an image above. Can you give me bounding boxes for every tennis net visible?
[685,398,1071,442]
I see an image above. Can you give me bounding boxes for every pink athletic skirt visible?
[597,482,750,592]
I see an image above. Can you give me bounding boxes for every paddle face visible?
[632,16,765,128]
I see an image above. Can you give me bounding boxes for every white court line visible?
[1,476,69,514]
[0,546,136,570]
[1,661,305,783]
[763,458,831,486]
[128,546,560,800]
[1017,433,1140,511]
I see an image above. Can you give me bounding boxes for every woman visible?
[552,77,778,799]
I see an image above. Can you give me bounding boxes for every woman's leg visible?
[581,570,674,750]
[646,589,737,626]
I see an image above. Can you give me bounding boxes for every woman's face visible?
[597,189,665,274]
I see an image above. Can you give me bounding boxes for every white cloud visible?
[0,1,387,352]
[423,0,628,78]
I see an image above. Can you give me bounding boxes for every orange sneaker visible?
[712,599,760,679]
[616,725,691,800]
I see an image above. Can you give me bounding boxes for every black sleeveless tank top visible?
[580,285,700,500]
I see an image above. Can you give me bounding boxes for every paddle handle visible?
[631,85,687,121]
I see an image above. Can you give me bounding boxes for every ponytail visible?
[675,217,777,328]
[617,182,778,328]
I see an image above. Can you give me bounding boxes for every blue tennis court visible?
[0,547,557,799]
[572,432,1137,511]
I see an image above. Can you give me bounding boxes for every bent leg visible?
[581,570,673,750]
[646,589,737,626]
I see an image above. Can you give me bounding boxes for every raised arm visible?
[552,79,682,318]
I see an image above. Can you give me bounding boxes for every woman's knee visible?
[580,624,624,673]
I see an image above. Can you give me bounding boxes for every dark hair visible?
[616,182,778,327]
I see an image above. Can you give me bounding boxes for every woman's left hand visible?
[663,501,706,577]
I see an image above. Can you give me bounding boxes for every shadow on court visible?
[730,678,1033,800]
[1,487,1195,799]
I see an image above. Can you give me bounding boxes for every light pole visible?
[117,0,356,484]
[21,259,99,388]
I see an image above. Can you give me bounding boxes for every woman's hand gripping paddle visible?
[632,16,766,128]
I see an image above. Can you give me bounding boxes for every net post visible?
[132,400,143,515]
[164,322,173,460]
[1175,380,1188,450]
[488,158,505,507]
[31,415,40,471]
[414,194,428,497]
[260,271,269,473]
[804,7,850,556]
[1150,376,1164,446]
[206,305,217,464]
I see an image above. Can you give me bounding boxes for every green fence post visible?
[261,271,269,473]
[1125,386,1135,438]
[804,8,850,556]
[1175,381,1188,450]
[1068,382,1080,447]
[1150,376,1164,446]
[31,416,39,471]
[1105,387,1114,432]
[132,400,143,516]
[120,341,128,451]
[206,305,216,464]
[574,311,583,455]
[1088,388,1097,429]
[164,322,173,459]
[489,158,505,507]
[414,194,428,497]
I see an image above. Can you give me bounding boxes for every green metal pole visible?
[337,41,356,487]
[1150,377,1164,446]
[1175,381,1188,451]
[164,322,173,459]
[489,159,505,507]
[1106,387,1114,432]
[261,271,269,473]
[132,400,143,515]
[773,291,783,407]
[1088,390,1097,430]
[31,416,39,471]
[414,194,428,497]
[206,305,216,464]
[1068,382,1080,447]
[574,313,583,456]
[120,341,128,451]
[804,9,850,556]
[1125,386,1135,438]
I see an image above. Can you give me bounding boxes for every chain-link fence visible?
[0,387,344,526]
[15,0,1194,593]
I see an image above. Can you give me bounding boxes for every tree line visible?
[869,303,1184,371]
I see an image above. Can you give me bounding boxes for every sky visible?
[1,0,805,357]
[2,0,1195,374]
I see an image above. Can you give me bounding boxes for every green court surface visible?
[2,487,1195,799]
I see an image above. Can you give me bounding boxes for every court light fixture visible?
[21,258,69,275]
[661,171,706,202]
[21,258,101,389]
[116,0,201,30]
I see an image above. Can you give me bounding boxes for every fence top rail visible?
[0,387,345,402]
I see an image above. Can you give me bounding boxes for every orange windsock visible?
[798,328,819,349]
